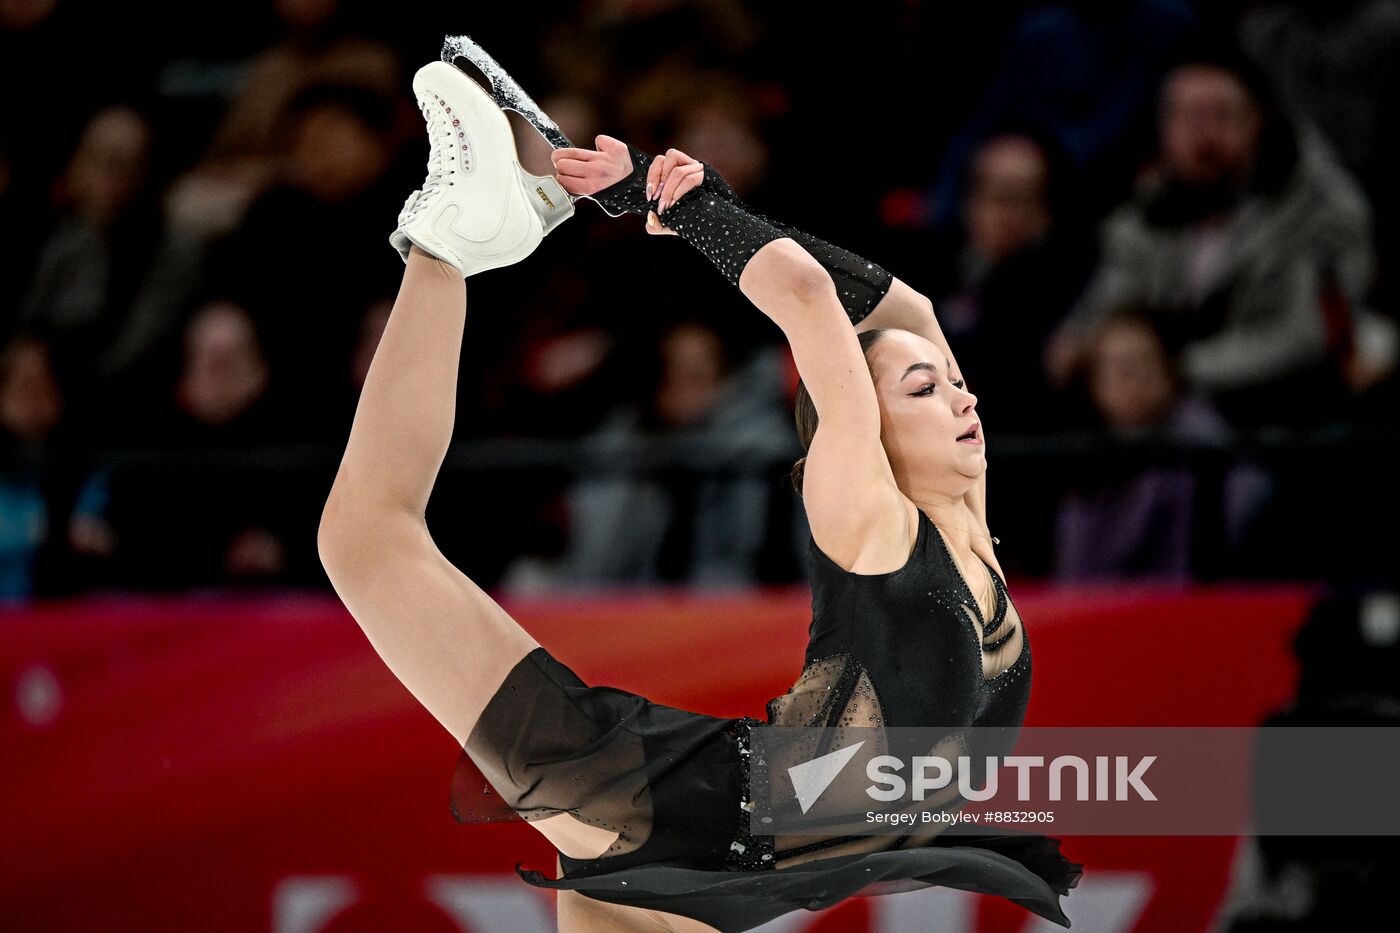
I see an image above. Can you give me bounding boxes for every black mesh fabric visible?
[452,647,749,867]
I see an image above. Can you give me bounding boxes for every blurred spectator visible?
[172,303,277,436]
[919,0,1201,232]
[0,334,61,597]
[462,204,717,441]
[0,2,1392,597]
[0,336,62,450]
[668,79,770,199]
[165,0,401,238]
[14,105,205,422]
[926,132,1094,432]
[1054,310,1265,581]
[205,82,406,429]
[1047,45,1396,428]
[80,303,303,590]
[0,333,90,598]
[504,324,797,590]
[1240,1,1400,305]
[536,0,762,120]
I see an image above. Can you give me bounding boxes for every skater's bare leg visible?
[317,248,615,859]
[320,248,535,740]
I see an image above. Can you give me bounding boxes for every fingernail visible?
[646,182,652,199]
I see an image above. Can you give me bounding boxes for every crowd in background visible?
[2,0,1399,599]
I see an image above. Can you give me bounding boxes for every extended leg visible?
[318,251,623,860]
[319,247,540,744]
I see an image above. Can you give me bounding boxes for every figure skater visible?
[318,59,1082,932]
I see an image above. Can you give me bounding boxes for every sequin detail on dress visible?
[721,717,776,871]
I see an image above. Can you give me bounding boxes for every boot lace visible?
[404,93,459,222]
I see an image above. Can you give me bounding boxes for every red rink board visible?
[0,584,1315,932]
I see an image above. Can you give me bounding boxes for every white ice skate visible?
[390,59,573,277]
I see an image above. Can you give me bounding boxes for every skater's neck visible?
[912,494,982,553]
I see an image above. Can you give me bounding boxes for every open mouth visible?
[956,423,981,443]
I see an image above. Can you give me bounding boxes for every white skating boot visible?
[390,60,573,277]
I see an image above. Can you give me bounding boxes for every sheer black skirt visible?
[452,647,1081,932]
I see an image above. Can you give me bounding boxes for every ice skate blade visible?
[441,35,573,154]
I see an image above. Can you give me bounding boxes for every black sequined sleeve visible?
[656,188,789,292]
[692,167,894,327]
[587,142,894,326]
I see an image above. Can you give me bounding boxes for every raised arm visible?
[736,240,910,566]
[673,169,996,559]
[551,139,989,557]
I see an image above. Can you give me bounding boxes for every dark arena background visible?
[2,1,1398,931]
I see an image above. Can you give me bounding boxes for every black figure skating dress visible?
[451,505,1082,931]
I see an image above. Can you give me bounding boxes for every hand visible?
[550,134,634,197]
[647,148,705,214]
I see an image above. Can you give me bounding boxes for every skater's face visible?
[866,330,984,493]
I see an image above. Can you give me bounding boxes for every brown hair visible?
[789,328,890,496]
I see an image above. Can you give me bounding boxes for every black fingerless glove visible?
[587,142,655,217]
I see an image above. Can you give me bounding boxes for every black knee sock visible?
[589,146,893,326]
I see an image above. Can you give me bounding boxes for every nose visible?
[957,386,977,414]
